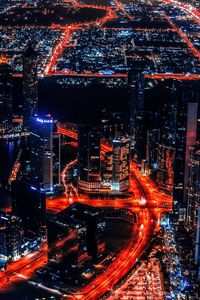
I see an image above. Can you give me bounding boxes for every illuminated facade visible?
[0,212,23,261]
[195,207,200,265]
[155,93,199,218]
[101,150,113,184]
[53,132,61,188]
[78,124,101,193]
[186,146,200,228]
[23,45,38,128]
[173,101,198,218]
[0,63,13,131]
[156,144,175,194]
[77,123,130,193]
[101,111,129,140]
[30,116,54,192]
[112,137,130,192]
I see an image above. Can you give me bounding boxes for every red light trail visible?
[113,0,133,21]
[0,242,48,291]
[44,0,117,76]
[45,29,73,76]
[107,255,165,300]
[0,125,172,296]
[145,73,200,80]
[5,0,199,295]
[163,0,200,26]
[8,0,200,81]
[45,128,172,299]
[163,12,200,61]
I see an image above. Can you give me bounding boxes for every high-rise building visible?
[195,207,200,265]
[156,100,177,193]
[128,70,144,149]
[146,128,160,169]
[183,103,199,203]
[0,62,13,131]
[23,45,38,128]
[173,101,198,218]
[101,111,129,140]
[0,212,23,261]
[78,124,101,193]
[155,87,199,219]
[30,116,54,192]
[11,180,46,236]
[101,151,113,184]
[186,145,200,228]
[53,132,61,188]
[112,137,130,192]
[156,143,175,194]
[133,110,159,163]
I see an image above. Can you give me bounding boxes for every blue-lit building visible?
[0,212,23,262]
[30,116,54,192]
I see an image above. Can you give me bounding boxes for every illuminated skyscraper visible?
[134,111,158,162]
[146,128,160,169]
[23,45,38,128]
[112,137,130,192]
[195,207,200,265]
[11,180,46,236]
[173,101,198,219]
[0,212,23,261]
[156,143,175,194]
[53,132,61,188]
[155,87,199,219]
[78,124,101,193]
[186,145,200,228]
[0,62,13,131]
[30,116,54,192]
[128,70,144,149]
[101,151,113,183]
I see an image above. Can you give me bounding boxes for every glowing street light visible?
[140,197,147,205]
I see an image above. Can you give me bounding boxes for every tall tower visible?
[195,207,200,265]
[23,44,38,128]
[173,101,199,218]
[183,103,199,203]
[30,116,54,192]
[0,62,13,131]
[128,70,144,149]
[78,124,101,193]
[187,146,200,228]
[112,137,130,192]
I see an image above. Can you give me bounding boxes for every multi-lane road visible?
[0,125,172,299]
[44,128,172,300]
[42,0,200,81]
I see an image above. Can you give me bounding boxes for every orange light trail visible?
[163,12,200,61]
[48,128,172,300]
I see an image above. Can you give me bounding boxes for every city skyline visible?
[0,1,200,300]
